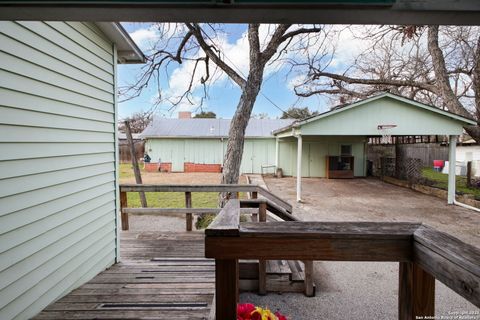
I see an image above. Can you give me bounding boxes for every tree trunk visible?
[221,73,262,193]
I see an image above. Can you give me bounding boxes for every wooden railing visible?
[119,183,292,231]
[119,183,313,297]
[205,199,480,320]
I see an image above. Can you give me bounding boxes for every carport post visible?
[448,135,457,204]
[275,137,279,169]
[296,134,302,202]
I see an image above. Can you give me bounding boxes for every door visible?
[309,143,327,177]
[240,140,254,174]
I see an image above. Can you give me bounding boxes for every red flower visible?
[250,310,262,320]
[275,311,287,320]
[237,303,256,320]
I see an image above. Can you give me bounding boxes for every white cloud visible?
[129,27,160,51]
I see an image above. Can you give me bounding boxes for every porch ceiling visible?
[0,0,479,24]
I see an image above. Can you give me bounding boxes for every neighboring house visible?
[141,112,293,174]
[0,21,143,319]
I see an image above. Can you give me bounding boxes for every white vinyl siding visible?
[0,21,117,320]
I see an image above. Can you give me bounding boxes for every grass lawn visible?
[422,167,480,198]
[119,163,223,208]
[126,192,218,208]
[119,163,144,180]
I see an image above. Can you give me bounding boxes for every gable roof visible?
[141,118,293,139]
[273,92,476,135]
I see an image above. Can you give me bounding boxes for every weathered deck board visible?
[34,231,214,320]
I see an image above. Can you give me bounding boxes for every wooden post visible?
[398,262,435,320]
[215,259,238,320]
[251,191,258,199]
[467,161,472,188]
[258,201,267,295]
[124,121,147,208]
[185,191,193,231]
[259,201,267,223]
[120,191,129,231]
[304,260,314,297]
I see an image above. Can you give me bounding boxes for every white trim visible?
[275,137,279,168]
[296,134,302,202]
[448,135,457,204]
[113,44,121,262]
[96,22,145,64]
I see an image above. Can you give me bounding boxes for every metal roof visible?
[140,118,294,139]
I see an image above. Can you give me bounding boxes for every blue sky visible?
[118,23,357,119]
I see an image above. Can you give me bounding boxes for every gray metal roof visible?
[140,118,294,138]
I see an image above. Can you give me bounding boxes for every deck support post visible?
[303,260,314,297]
[398,262,435,320]
[296,134,302,202]
[215,259,238,320]
[185,191,193,231]
[448,135,457,204]
[258,201,267,295]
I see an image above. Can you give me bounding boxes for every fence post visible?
[398,262,435,320]
[215,259,238,319]
[185,191,193,231]
[120,191,129,231]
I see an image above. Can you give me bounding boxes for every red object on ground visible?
[433,160,445,168]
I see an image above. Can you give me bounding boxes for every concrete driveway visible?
[239,177,480,319]
[264,176,480,247]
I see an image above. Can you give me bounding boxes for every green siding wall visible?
[278,136,366,177]
[145,138,276,174]
[0,21,117,320]
[300,97,465,136]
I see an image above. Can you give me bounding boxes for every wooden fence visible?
[367,143,448,176]
[206,199,480,320]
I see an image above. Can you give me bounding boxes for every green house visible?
[0,21,143,319]
[273,93,476,201]
[141,116,293,174]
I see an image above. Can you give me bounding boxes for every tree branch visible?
[309,70,438,93]
[186,23,246,89]
[427,25,473,119]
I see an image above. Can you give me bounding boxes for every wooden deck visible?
[34,231,214,320]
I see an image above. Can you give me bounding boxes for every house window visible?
[341,145,352,156]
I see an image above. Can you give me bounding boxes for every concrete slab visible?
[239,177,480,319]
[264,177,479,247]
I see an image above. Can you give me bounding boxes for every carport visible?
[272,93,477,203]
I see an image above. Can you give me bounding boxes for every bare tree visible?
[123,23,323,188]
[118,110,154,133]
[294,25,480,140]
